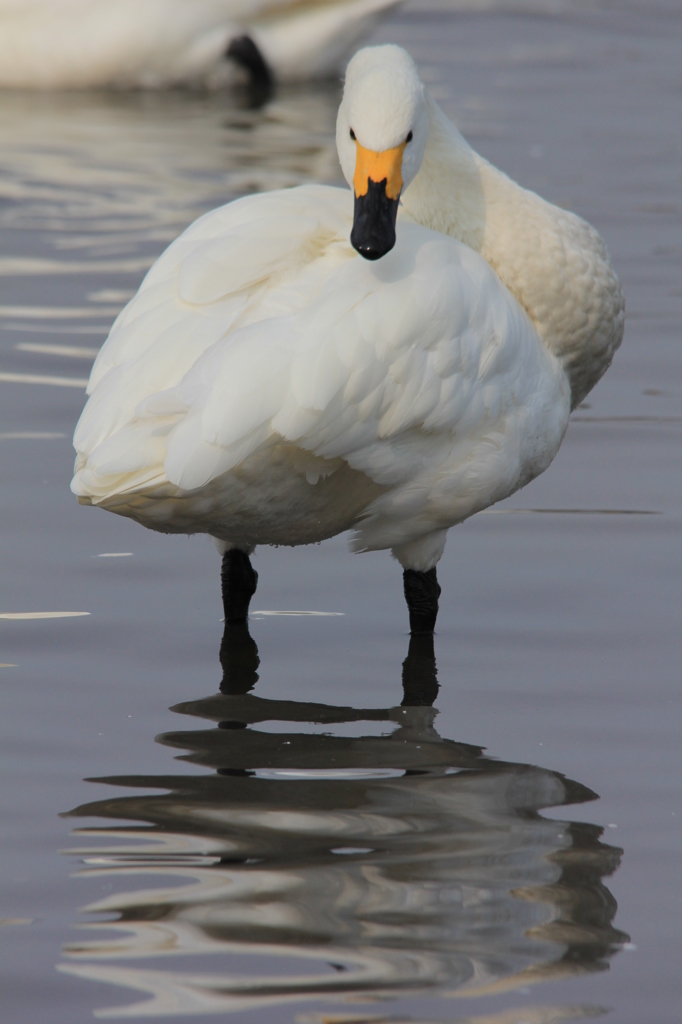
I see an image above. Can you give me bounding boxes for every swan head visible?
[337,45,428,261]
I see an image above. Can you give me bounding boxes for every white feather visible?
[0,1,403,89]
[72,46,623,572]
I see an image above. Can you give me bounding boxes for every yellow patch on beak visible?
[353,141,406,201]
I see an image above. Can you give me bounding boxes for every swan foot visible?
[403,567,441,635]
[225,35,273,97]
[221,549,258,625]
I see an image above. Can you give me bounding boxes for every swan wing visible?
[73,185,351,494]
[73,185,569,543]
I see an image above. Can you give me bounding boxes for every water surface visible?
[0,2,680,1023]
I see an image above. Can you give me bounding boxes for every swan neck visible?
[402,97,486,252]
[402,95,625,406]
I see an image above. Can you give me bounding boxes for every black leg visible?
[219,622,260,696]
[401,633,439,707]
[403,567,441,635]
[221,549,258,625]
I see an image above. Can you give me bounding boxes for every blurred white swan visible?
[0,0,401,89]
[72,45,624,632]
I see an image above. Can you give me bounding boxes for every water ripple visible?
[59,630,627,1020]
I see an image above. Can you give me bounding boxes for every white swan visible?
[72,45,624,633]
[0,0,401,89]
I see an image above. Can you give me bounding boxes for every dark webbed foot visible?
[403,567,441,635]
[221,549,258,625]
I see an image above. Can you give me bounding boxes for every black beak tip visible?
[351,178,400,263]
[352,238,395,261]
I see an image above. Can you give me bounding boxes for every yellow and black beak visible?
[351,140,405,261]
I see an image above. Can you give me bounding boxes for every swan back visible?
[402,94,624,407]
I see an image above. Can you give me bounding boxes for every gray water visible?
[0,2,680,1023]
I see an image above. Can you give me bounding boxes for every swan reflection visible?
[60,628,627,1020]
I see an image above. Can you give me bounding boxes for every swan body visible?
[72,185,569,568]
[72,45,623,625]
[0,0,400,89]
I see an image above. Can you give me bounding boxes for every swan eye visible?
[406,130,413,143]
[349,128,356,141]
